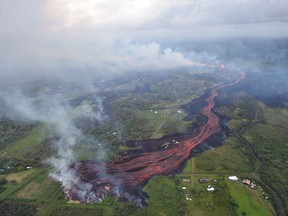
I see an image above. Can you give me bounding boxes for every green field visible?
[192,137,254,174]
[244,123,288,212]
[144,176,186,216]
[226,180,274,216]
[1,126,50,161]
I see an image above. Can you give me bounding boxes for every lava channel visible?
[64,70,245,206]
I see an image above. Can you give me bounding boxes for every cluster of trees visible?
[0,178,7,193]
[0,117,36,151]
[0,200,37,216]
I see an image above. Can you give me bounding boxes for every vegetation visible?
[0,200,37,216]
[0,69,283,215]
[50,206,105,216]
[245,123,288,214]
[0,116,37,152]
[226,180,274,216]
[193,137,254,174]
[1,126,50,162]
[144,176,186,216]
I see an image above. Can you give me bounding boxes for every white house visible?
[207,187,215,192]
[228,176,238,181]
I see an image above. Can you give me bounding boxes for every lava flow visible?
[65,70,245,206]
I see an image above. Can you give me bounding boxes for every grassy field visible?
[244,123,288,212]
[0,168,47,199]
[4,169,36,183]
[226,180,274,216]
[1,126,49,161]
[193,137,254,174]
[0,117,37,152]
[144,176,186,216]
[109,94,194,141]
[136,109,190,139]
[259,102,288,128]
[178,138,275,216]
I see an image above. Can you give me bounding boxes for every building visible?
[199,177,210,183]
[228,176,238,181]
[242,179,251,185]
[207,185,215,192]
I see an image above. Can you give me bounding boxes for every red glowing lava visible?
[67,70,245,206]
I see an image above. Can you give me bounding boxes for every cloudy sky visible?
[1,0,288,84]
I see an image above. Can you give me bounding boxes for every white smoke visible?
[0,90,105,200]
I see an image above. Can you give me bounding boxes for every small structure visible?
[207,185,215,192]
[250,183,257,189]
[207,186,215,192]
[183,179,191,183]
[199,177,210,183]
[242,179,251,185]
[228,176,238,181]
[182,187,186,190]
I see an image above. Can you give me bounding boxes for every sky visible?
[1,0,288,84]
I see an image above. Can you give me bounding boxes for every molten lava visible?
[67,70,245,206]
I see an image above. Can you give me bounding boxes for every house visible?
[182,187,186,190]
[199,177,210,183]
[228,176,238,181]
[183,179,191,183]
[207,185,215,192]
[207,187,215,192]
[242,179,251,185]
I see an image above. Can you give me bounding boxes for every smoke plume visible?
[0,90,106,201]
